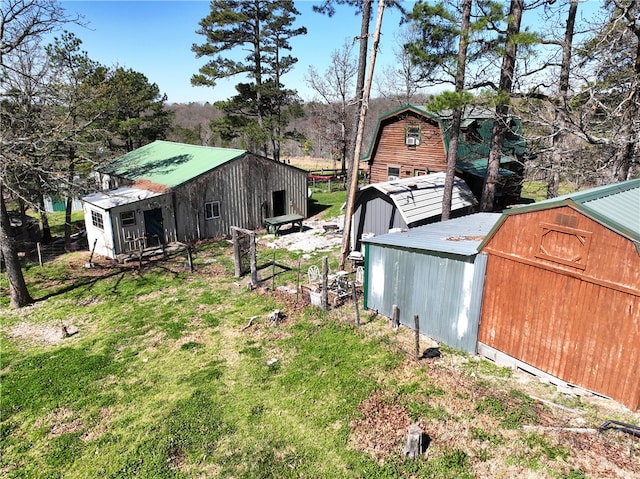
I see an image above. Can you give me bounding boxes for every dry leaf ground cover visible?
[1,217,639,478]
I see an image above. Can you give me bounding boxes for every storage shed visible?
[83,141,308,259]
[477,179,640,410]
[363,213,502,353]
[351,173,477,252]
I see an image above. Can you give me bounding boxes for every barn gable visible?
[478,179,640,409]
[363,105,527,208]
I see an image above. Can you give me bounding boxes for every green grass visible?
[1,241,633,478]
[521,181,577,202]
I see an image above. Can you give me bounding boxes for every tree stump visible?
[403,423,423,459]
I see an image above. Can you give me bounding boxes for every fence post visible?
[414,314,420,361]
[352,281,360,327]
[232,227,241,277]
[250,232,258,287]
[391,305,400,329]
[37,242,43,267]
[321,256,329,311]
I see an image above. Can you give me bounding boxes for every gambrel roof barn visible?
[477,179,640,409]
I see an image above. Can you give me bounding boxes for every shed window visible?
[91,210,104,230]
[405,123,421,146]
[204,201,220,220]
[120,210,136,226]
[387,166,400,181]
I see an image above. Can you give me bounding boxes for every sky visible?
[58,0,410,105]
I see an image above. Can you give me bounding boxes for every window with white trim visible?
[405,123,421,146]
[120,210,136,226]
[204,201,220,220]
[91,210,104,230]
[387,166,400,181]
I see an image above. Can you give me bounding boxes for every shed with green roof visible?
[83,141,308,258]
[476,178,640,410]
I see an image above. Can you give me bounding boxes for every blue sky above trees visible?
[60,1,408,104]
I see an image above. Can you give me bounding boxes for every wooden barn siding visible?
[173,155,307,241]
[479,207,640,409]
[369,115,447,184]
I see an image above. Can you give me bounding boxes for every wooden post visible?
[186,244,194,273]
[250,232,258,287]
[232,227,241,277]
[296,255,301,302]
[37,242,43,267]
[271,248,276,291]
[352,281,360,327]
[391,305,400,330]
[404,423,423,458]
[414,314,420,361]
[138,242,144,271]
[321,256,329,311]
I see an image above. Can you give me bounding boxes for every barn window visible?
[120,210,136,226]
[405,123,421,146]
[91,210,104,230]
[536,223,592,270]
[387,166,400,181]
[204,201,220,220]
[414,169,428,176]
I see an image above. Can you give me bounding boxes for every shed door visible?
[144,208,164,246]
[273,190,286,217]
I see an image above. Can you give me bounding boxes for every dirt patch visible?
[261,214,345,253]
[8,321,74,345]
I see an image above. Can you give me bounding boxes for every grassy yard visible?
[1,190,638,478]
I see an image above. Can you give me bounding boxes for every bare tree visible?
[305,39,358,174]
[0,0,73,307]
[375,26,429,105]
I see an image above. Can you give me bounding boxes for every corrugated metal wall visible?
[173,154,308,242]
[352,195,406,251]
[479,208,640,410]
[365,243,487,353]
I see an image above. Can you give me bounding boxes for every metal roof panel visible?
[364,212,503,256]
[98,140,246,188]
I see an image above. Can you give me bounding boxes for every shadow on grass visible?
[308,199,332,217]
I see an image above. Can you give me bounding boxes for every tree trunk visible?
[442,0,471,221]
[480,0,524,211]
[38,193,53,244]
[0,186,33,308]
[548,0,578,199]
[345,0,372,205]
[340,0,385,269]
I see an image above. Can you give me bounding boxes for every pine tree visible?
[191,0,306,160]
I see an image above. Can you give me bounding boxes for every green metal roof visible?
[456,157,515,177]
[482,178,640,252]
[98,140,246,188]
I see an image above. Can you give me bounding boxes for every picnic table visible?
[264,214,304,235]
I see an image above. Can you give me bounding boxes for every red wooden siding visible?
[368,113,447,184]
[479,206,640,409]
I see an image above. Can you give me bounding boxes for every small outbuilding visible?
[363,213,502,353]
[83,141,308,259]
[350,173,477,253]
[477,179,640,410]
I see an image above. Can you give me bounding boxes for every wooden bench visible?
[263,214,304,235]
